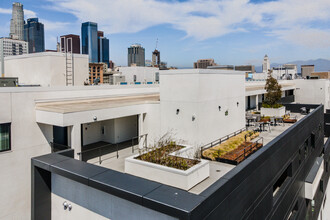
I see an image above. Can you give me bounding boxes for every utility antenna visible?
[155,38,158,50]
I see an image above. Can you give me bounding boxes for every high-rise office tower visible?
[152,49,160,67]
[81,22,98,63]
[10,2,24,41]
[128,44,145,66]
[60,34,80,54]
[97,31,110,67]
[24,18,45,53]
[262,55,270,73]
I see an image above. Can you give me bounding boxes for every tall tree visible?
[263,70,282,107]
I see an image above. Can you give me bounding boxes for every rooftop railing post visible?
[99,148,101,164]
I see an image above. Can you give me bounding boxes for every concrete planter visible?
[261,106,286,117]
[125,146,210,190]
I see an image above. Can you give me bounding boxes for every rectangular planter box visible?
[261,106,286,117]
[125,146,209,190]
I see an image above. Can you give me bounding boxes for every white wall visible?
[0,85,159,220]
[82,116,138,145]
[52,173,176,220]
[295,79,330,110]
[113,116,138,143]
[118,66,159,83]
[160,69,245,148]
[4,52,89,87]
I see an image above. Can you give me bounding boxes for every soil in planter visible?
[135,144,200,171]
[220,142,263,164]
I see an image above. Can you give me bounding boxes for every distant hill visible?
[255,58,330,73]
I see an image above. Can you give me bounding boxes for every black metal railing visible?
[77,143,119,164]
[132,134,148,153]
[50,142,70,153]
[280,95,295,104]
[200,127,247,157]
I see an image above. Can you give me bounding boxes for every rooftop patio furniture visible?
[300,107,307,115]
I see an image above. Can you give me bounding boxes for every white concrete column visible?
[256,95,259,110]
[71,124,82,160]
[138,114,144,149]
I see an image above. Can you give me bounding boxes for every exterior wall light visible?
[176,109,180,115]
[93,116,97,121]
[218,106,221,111]
[63,201,68,210]
[192,115,196,121]
[237,102,239,106]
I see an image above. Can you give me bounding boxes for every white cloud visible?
[0,8,11,14]
[24,9,37,18]
[47,0,330,47]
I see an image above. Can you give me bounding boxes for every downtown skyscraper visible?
[9,2,24,41]
[128,44,145,66]
[24,18,45,53]
[97,31,109,67]
[81,22,98,63]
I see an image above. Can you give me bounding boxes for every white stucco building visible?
[4,52,89,86]
[1,68,330,219]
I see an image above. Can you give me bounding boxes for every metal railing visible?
[132,134,148,153]
[201,127,247,156]
[231,137,264,163]
[50,142,70,153]
[77,143,119,164]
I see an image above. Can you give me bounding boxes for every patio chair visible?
[270,117,275,126]
[300,107,307,115]
[263,122,271,132]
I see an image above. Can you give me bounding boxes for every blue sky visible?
[0,0,330,67]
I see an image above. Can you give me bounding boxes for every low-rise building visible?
[301,65,315,78]
[0,38,28,57]
[89,62,108,84]
[311,71,330,79]
[4,52,88,86]
[194,59,217,69]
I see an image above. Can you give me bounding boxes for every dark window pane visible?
[0,123,11,152]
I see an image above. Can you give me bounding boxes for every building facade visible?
[0,38,28,57]
[128,44,145,67]
[89,62,108,84]
[24,18,45,53]
[98,31,110,67]
[302,65,315,78]
[193,59,217,69]
[235,65,256,73]
[152,49,160,67]
[263,54,270,73]
[60,34,80,54]
[81,22,98,63]
[4,52,88,86]
[9,2,24,41]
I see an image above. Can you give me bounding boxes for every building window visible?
[0,123,11,152]
[273,163,292,199]
[311,133,315,149]
[304,139,309,159]
[320,180,324,193]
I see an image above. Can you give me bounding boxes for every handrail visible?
[200,127,247,155]
[77,142,119,163]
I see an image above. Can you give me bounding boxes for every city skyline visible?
[0,0,330,67]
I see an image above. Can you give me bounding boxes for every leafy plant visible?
[135,133,200,171]
[263,70,283,108]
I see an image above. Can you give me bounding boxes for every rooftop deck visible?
[82,112,306,194]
